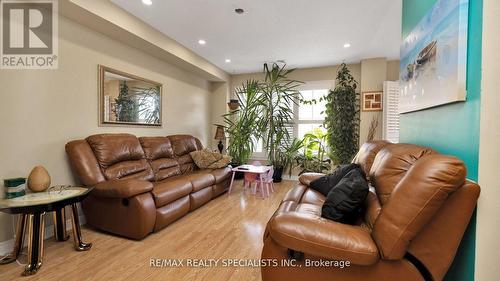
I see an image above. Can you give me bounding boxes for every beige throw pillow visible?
[190,149,232,169]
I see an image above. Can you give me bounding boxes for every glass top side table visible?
[0,186,92,276]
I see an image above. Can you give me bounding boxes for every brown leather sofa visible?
[262,141,480,281]
[65,134,231,240]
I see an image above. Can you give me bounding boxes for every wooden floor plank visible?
[0,180,295,281]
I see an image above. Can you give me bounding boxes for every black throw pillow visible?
[321,168,369,224]
[310,163,361,196]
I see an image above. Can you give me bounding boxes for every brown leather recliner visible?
[261,141,480,281]
[65,133,231,240]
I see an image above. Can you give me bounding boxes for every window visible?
[295,89,328,140]
[249,84,332,159]
[251,93,295,159]
[252,136,265,156]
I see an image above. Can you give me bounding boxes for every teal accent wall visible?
[402,0,439,38]
[401,0,482,281]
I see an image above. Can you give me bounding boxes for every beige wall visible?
[476,0,500,279]
[61,0,229,82]
[386,60,401,81]
[209,81,230,150]
[359,58,388,143]
[230,64,361,98]
[0,16,213,242]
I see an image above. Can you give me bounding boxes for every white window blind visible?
[382,81,400,143]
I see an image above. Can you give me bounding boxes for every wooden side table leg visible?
[24,212,45,276]
[70,203,92,251]
[0,214,27,264]
[53,207,69,241]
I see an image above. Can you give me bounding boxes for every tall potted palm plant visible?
[257,63,303,181]
[223,80,262,169]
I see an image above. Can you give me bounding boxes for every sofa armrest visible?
[268,212,379,265]
[298,173,325,186]
[92,179,153,198]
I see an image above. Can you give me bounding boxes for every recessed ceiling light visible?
[225,59,231,63]
[344,43,351,48]
[142,0,152,5]
[235,8,244,14]
[198,39,206,45]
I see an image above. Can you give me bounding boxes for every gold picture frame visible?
[98,65,163,127]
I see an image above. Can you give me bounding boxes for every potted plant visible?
[256,63,303,181]
[295,128,331,175]
[223,80,262,178]
[323,63,360,165]
[273,138,304,181]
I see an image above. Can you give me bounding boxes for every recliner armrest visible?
[92,179,153,198]
[268,212,379,266]
[298,173,325,186]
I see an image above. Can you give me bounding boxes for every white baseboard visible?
[0,214,86,256]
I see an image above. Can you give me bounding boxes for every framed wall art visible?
[399,0,468,113]
[362,91,383,111]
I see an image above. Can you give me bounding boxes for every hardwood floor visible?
[0,180,296,281]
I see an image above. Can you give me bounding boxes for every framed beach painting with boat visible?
[399,0,468,113]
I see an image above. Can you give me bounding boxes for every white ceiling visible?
[111,0,402,74]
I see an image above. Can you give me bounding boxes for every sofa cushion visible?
[372,154,466,260]
[92,179,153,198]
[296,203,322,217]
[87,134,145,169]
[139,136,181,181]
[300,189,326,206]
[169,135,202,156]
[86,134,153,181]
[151,159,181,181]
[139,137,175,159]
[370,144,435,205]
[310,164,361,196]
[177,155,197,174]
[103,159,154,181]
[190,149,232,169]
[212,181,229,197]
[282,185,308,203]
[65,140,106,186]
[269,212,380,265]
[169,135,202,173]
[152,177,193,207]
[298,173,325,186]
[154,196,190,232]
[352,140,390,179]
[322,169,369,224]
[182,171,216,192]
[189,187,213,211]
[364,186,382,230]
[210,167,231,183]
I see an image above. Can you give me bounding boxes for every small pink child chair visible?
[243,161,261,192]
[253,166,275,198]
